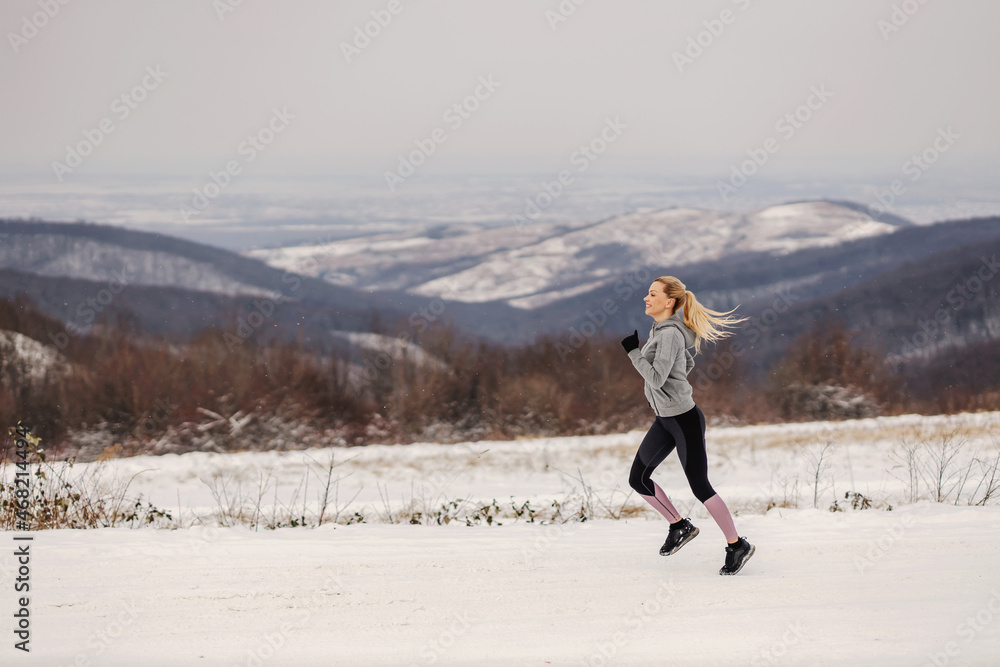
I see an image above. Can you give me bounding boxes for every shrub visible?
[0,425,172,530]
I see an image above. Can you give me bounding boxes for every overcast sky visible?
[1,0,998,182]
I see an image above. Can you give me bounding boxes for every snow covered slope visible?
[247,200,905,309]
[2,506,997,666]
[2,410,998,666]
[0,329,65,386]
[0,220,441,344]
[82,409,1000,521]
[0,229,277,299]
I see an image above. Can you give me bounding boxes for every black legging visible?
[628,405,717,503]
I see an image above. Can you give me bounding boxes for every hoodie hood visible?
[652,309,697,349]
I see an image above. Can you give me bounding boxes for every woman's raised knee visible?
[629,469,655,496]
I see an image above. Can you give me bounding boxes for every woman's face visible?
[644,282,675,320]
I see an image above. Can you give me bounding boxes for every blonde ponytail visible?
[655,277,746,353]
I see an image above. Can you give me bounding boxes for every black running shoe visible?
[659,518,700,556]
[719,536,755,575]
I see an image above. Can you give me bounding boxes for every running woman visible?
[621,275,755,575]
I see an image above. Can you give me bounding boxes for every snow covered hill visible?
[3,209,995,349]
[0,222,277,299]
[247,200,907,308]
[0,219,443,345]
[0,329,65,387]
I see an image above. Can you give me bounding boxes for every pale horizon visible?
[2,0,998,182]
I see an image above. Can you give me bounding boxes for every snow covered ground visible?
[3,411,1000,665]
[91,409,1000,523]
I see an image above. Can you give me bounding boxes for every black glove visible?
[621,329,639,353]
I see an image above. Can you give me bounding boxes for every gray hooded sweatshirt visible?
[626,309,697,417]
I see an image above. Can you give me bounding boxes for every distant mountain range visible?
[0,218,432,346]
[2,203,999,374]
[246,200,912,309]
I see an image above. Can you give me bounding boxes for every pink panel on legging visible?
[639,481,681,522]
[704,493,739,543]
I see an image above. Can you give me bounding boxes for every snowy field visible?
[3,411,1000,666]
